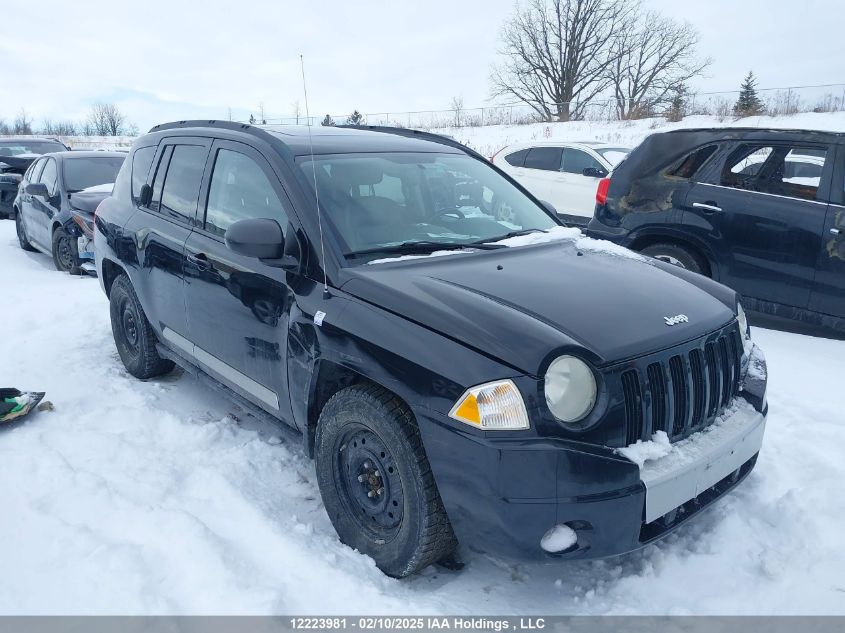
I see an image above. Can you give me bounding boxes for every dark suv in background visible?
[588,128,845,334]
[0,136,70,218]
[95,121,767,577]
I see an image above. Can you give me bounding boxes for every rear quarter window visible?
[667,145,718,179]
[504,149,529,167]
[131,146,156,204]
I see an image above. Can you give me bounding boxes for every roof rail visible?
[148,119,272,137]
[336,125,484,160]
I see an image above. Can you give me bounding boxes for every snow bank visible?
[434,111,845,158]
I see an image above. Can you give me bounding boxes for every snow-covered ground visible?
[433,111,845,159]
[1,218,844,615]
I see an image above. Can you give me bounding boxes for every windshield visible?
[0,140,65,156]
[595,147,630,167]
[298,152,559,262]
[63,156,125,192]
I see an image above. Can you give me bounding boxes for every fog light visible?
[540,524,578,553]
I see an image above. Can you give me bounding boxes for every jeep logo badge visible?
[664,314,689,326]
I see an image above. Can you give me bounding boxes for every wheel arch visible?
[628,230,717,279]
[100,257,125,298]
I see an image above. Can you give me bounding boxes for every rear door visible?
[553,147,608,218]
[183,139,297,420]
[810,143,845,320]
[683,141,832,309]
[515,146,562,204]
[130,138,211,341]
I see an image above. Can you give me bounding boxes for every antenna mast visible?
[300,54,329,296]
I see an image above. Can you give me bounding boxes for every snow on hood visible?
[81,183,114,193]
[368,226,645,265]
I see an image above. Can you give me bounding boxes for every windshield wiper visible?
[468,228,545,245]
[344,240,503,259]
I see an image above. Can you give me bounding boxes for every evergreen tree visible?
[248,113,256,124]
[321,114,336,126]
[346,110,364,125]
[733,71,764,116]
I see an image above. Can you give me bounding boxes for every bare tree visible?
[490,0,634,121]
[258,102,267,125]
[0,120,10,135]
[227,106,233,121]
[85,102,135,136]
[13,109,33,134]
[291,100,301,124]
[42,119,78,136]
[450,96,465,127]
[608,11,710,119]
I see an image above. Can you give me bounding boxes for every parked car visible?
[13,151,125,274]
[491,141,630,223]
[587,128,845,334]
[0,136,70,219]
[95,121,767,577]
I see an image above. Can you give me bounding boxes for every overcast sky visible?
[1,0,843,132]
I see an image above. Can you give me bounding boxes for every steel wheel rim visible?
[119,296,140,356]
[16,215,27,246]
[56,234,74,270]
[335,424,404,540]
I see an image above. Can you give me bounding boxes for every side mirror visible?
[25,182,49,197]
[139,183,153,207]
[582,167,608,178]
[225,218,299,270]
[539,200,557,215]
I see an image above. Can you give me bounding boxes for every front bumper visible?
[418,394,766,561]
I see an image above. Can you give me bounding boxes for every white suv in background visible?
[492,141,630,223]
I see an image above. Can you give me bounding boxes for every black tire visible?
[52,226,81,274]
[109,274,174,379]
[640,242,707,275]
[315,384,457,577]
[15,210,36,252]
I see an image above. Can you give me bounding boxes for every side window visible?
[131,146,156,204]
[159,145,208,222]
[38,158,58,196]
[668,144,718,179]
[523,147,562,172]
[204,148,289,238]
[722,144,828,201]
[26,158,44,182]
[561,148,604,175]
[148,146,173,213]
[504,149,529,167]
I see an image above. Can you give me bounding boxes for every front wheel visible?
[52,226,81,274]
[109,274,174,379]
[15,211,35,252]
[315,384,457,577]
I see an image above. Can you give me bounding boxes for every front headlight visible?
[448,379,530,430]
[737,302,750,339]
[544,355,597,424]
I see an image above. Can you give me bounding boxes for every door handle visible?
[692,202,722,213]
[187,252,210,270]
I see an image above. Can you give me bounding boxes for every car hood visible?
[339,241,737,375]
[0,155,38,175]
[69,190,111,213]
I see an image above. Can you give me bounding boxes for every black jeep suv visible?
[587,128,845,334]
[95,121,767,576]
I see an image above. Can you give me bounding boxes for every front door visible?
[30,156,61,249]
[183,139,296,420]
[684,142,832,309]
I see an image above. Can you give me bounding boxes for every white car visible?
[491,141,630,222]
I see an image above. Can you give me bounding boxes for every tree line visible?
[487,0,772,123]
[0,102,138,137]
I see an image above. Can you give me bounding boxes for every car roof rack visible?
[336,125,484,160]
